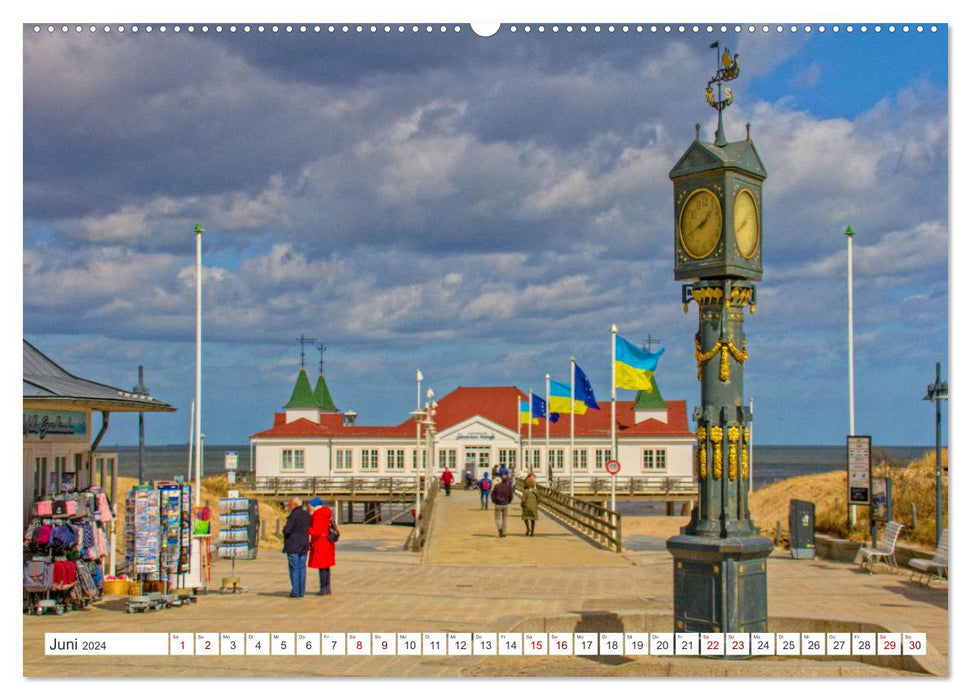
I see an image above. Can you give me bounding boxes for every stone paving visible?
[22,487,948,678]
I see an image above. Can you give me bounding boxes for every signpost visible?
[225,451,239,485]
[605,459,621,512]
[846,436,871,511]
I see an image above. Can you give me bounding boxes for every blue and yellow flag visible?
[615,335,664,391]
[549,379,587,415]
[520,399,539,425]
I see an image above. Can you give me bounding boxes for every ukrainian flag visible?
[520,400,539,425]
[615,335,664,391]
[549,379,588,415]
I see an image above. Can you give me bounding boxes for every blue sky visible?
[19,12,950,448]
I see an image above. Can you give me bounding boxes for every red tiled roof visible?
[251,386,691,440]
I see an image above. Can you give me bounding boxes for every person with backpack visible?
[307,497,337,596]
[491,474,514,537]
[521,473,540,537]
[478,471,492,510]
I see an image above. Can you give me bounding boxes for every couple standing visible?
[282,496,336,598]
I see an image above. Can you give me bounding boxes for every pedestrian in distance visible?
[478,471,492,510]
[491,473,514,537]
[440,468,454,496]
[282,496,312,598]
[521,473,539,537]
[307,497,337,595]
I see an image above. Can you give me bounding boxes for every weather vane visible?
[705,42,740,146]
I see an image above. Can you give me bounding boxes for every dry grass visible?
[750,449,947,547]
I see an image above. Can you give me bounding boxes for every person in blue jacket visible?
[478,471,492,510]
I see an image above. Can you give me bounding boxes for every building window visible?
[524,448,541,472]
[282,449,305,472]
[387,449,405,471]
[498,449,517,471]
[642,448,667,472]
[34,457,48,499]
[411,448,421,471]
[438,449,456,472]
[548,448,564,472]
[335,449,353,471]
[595,449,612,471]
[361,449,379,471]
[572,449,588,472]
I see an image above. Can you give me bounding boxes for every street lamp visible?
[922,363,948,547]
[133,365,149,485]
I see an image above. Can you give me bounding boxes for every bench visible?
[857,521,904,574]
[909,528,948,586]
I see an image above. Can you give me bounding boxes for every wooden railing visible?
[548,475,696,496]
[518,479,622,553]
[406,480,440,552]
[234,475,422,497]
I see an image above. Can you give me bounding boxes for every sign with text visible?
[847,435,871,505]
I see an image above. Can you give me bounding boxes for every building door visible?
[464,446,491,476]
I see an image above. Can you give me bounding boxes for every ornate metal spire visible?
[705,42,740,146]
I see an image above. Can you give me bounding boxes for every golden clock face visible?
[733,189,760,259]
[679,188,723,259]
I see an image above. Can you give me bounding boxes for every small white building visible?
[250,364,694,483]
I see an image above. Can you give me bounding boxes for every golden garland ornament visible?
[710,425,723,480]
[728,426,740,481]
[695,337,749,381]
[696,426,708,480]
[742,426,750,481]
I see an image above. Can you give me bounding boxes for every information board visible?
[847,436,871,506]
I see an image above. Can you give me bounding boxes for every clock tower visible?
[665,44,774,641]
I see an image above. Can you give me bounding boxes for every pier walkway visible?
[421,485,623,566]
[23,512,949,679]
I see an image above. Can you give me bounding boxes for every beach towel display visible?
[217,497,259,560]
[23,485,113,616]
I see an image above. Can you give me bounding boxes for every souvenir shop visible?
[23,487,114,615]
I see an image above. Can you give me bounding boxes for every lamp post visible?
[194,223,204,506]
[923,363,948,546]
[133,365,149,485]
[846,225,857,526]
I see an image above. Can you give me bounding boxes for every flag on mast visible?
[614,334,664,391]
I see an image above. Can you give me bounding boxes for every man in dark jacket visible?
[282,497,312,597]
[491,474,514,537]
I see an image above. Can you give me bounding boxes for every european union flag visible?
[574,362,600,411]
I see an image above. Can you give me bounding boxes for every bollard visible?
[261,520,266,540]
[775,521,781,546]
[911,502,918,531]
[275,518,281,537]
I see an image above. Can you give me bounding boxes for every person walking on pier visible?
[521,473,539,537]
[440,468,454,496]
[492,473,514,537]
[307,497,336,595]
[478,471,492,510]
[283,497,311,598]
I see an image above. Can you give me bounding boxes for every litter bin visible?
[788,499,815,559]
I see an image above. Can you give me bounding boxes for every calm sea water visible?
[103,443,934,494]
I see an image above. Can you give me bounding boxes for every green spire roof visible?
[284,367,318,409]
[633,375,667,410]
[314,373,339,412]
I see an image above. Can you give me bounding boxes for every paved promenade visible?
[22,488,948,678]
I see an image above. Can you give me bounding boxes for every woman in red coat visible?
[307,497,336,595]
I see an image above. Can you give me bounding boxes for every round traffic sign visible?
[605,460,621,475]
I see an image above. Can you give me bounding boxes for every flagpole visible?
[846,225,857,527]
[527,390,534,474]
[610,324,617,467]
[570,356,576,499]
[516,395,522,478]
[545,373,551,487]
[194,224,203,507]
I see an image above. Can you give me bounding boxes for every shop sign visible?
[23,410,87,441]
[457,431,495,441]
